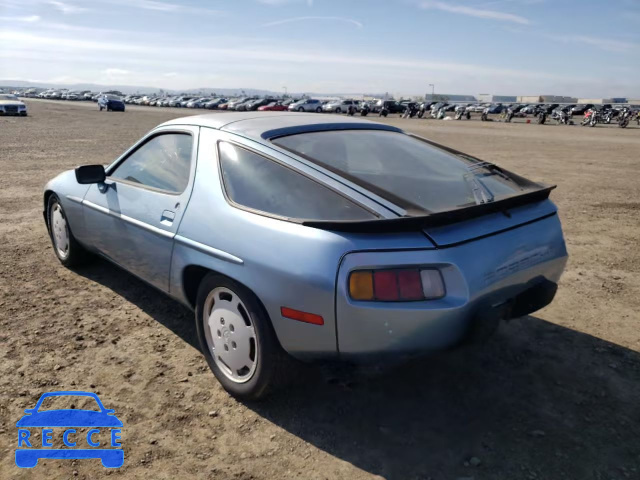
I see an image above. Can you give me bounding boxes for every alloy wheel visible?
[203,287,258,383]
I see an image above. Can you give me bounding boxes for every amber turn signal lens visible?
[349,271,374,300]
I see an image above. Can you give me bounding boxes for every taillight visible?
[348,268,445,302]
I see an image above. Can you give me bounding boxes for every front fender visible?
[43,170,91,244]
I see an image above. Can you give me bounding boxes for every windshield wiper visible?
[464,173,494,204]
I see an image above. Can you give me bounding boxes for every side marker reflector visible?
[281,307,324,325]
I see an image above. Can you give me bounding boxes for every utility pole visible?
[283,86,287,98]
[429,84,435,100]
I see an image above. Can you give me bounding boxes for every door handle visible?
[160,210,175,225]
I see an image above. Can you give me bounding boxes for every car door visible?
[82,126,199,291]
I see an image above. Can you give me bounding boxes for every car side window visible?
[217,142,375,221]
[110,133,193,193]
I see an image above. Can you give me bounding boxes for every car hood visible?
[16,410,123,427]
[0,100,25,106]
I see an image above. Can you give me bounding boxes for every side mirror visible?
[75,165,106,184]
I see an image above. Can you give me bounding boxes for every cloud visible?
[48,1,87,14]
[0,30,576,81]
[95,0,224,14]
[262,16,363,28]
[419,1,529,24]
[547,34,638,53]
[257,0,313,5]
[3,29,637,97]
[103,68,129,75]
[0,15,41,22]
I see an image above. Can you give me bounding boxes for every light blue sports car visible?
[43,112,567,399]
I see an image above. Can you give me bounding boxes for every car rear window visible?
[218,142,375,221]
[272,130,538,213]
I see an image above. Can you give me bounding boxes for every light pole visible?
[429,84,435,100]
[283,86,287,98]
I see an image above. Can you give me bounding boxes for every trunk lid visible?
[422,199,557,247]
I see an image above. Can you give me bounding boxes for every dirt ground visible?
[1,100,639,480]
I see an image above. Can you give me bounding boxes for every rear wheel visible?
[47,194,91,267]
[195,274,289,399]
[315,107,322,113]
[335,107,342,114]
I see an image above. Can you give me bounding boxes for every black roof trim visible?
[302,185,556,233]
[261,123,403,140]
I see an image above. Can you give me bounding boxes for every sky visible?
[1,0,639,97]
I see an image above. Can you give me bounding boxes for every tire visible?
[47,194,91,267]
[316,107,322,113]
[195,274,290,399]
[335,108,341,114]
[297,107,304,112]
[99,106,103,111]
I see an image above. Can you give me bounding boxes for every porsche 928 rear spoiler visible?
[302,185,556,233]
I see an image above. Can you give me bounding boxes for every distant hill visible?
[0,79,390,99]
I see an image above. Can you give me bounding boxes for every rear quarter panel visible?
[170,127,433,359]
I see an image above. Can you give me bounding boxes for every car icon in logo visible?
[16,391,123,468]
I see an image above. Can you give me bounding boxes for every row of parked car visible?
[17,88,638,122]
[118,95,396,113]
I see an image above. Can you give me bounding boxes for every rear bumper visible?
[335,214,567,361]
[0,110,27,116]
[16,449,123,468]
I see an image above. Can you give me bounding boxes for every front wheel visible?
[297,107,304,112]
[47,194,91,267]
[195,274,290,399]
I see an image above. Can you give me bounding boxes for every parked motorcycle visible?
[617,107,632,128]
[347,105,356,116]
[402,104,419,119]
[417,102,430,118]
[360,103,370,116]
[601,108,618,124]
[551,108,571,125]
[480,107,490,122]
[379,106,389,117]
[535,106,547,125]
[503,107,514,123]
[581,108,599,127]
[454,105,471,120]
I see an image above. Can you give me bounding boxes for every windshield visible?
[105,94,120,100]
[38,395,101,412]
[273,130,540,214]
